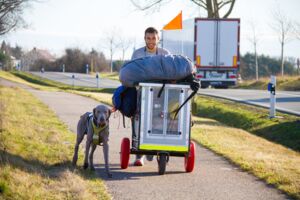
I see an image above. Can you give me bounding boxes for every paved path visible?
[0,78,288,200]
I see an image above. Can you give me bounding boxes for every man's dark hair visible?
[144,27,158,36]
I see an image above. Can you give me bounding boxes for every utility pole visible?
[297,58,300,75]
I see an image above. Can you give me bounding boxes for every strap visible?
[157,82,165,98]
[122,114,126,128]
[172,90,197,119]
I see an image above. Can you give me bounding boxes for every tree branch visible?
[130,0,164,11]
[190,0,207,9]
[222,0,235,18]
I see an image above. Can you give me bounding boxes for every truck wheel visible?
[157,154,167,175]
[120,137,130,169]
[185,142,195,172]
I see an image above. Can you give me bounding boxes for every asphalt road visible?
[0,78,288,200]
[31,71,120,88]
[31,71,300,116]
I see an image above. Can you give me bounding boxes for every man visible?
[131,27,170,166]
[131,27,170,60]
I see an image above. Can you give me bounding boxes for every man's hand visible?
[185,74,200,92]
[190,79,200,92]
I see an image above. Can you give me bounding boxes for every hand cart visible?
[120,83,195,175]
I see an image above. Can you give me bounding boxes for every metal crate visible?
[133,83,192,153]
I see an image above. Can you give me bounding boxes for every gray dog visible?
[72,105,112,178]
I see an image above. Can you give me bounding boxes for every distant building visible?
[10,56,21,70]
[21,47,55,71]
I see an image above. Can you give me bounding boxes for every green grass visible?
[236,76,300,91]
[99,72,119,81]
[10,71,115,93]
[0,86,111,200]
[192,95,300,151]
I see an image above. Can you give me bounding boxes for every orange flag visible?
[163,11,182,30]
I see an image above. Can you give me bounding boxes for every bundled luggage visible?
[119,54,194,87]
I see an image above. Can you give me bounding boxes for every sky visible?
[2,0,300,60]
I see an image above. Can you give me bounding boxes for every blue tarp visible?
[119,54,194,87]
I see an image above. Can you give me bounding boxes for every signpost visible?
[96,73,99,88]
[86,64,89,74]
[268,75,276,118]
[297,58,300,75]
[72,74,75,87]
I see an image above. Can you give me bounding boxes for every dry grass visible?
[70,91,113,106]
[0,70,57,91]
[0,86,111,200]
[237,75,300,91]
[191,117,300,199]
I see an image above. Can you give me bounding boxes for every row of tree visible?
[1,40,298,79]
[240,53,297,80]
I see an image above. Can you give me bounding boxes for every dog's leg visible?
[72,130,85,166]
[89,143,97,171]
[103,141,112,178]
[84,125,93,169]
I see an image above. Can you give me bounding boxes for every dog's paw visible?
[83,163,88,169]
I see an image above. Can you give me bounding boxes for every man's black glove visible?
[185,74,200,92]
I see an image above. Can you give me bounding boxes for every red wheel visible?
[120,137,130,169]
[185,141,195,172]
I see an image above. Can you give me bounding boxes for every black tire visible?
[200,85,208,89]
[158,154,167,175]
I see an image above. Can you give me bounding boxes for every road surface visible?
[0,78,288,200]
[31,71,300,116]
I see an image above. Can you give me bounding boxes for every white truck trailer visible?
[162,18,240,88]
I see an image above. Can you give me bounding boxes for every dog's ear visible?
[93,108,96,117]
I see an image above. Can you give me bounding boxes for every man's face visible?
[144,32,159,50]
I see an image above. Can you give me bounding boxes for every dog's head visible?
[93,105,111,128]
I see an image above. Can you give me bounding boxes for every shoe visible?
[133,159,144,166]
[146,155,154,161]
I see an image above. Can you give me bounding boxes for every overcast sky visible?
[2,0,300,60]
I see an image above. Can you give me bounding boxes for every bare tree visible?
[294,22,300,40]
[0,0,36,36]
[119,37,132,61]
[248,20,260,80]
[270,8,294,76]
[102,29,120,73]
[130,0,236,18]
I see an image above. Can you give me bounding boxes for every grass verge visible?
[191,117,300,199]
[99,72,119,81]
[236,76,300,91]
[192,95,300,151]
[0,70,114,94]
[0,85,111,200]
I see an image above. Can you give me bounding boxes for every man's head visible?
[144,27,159,51]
